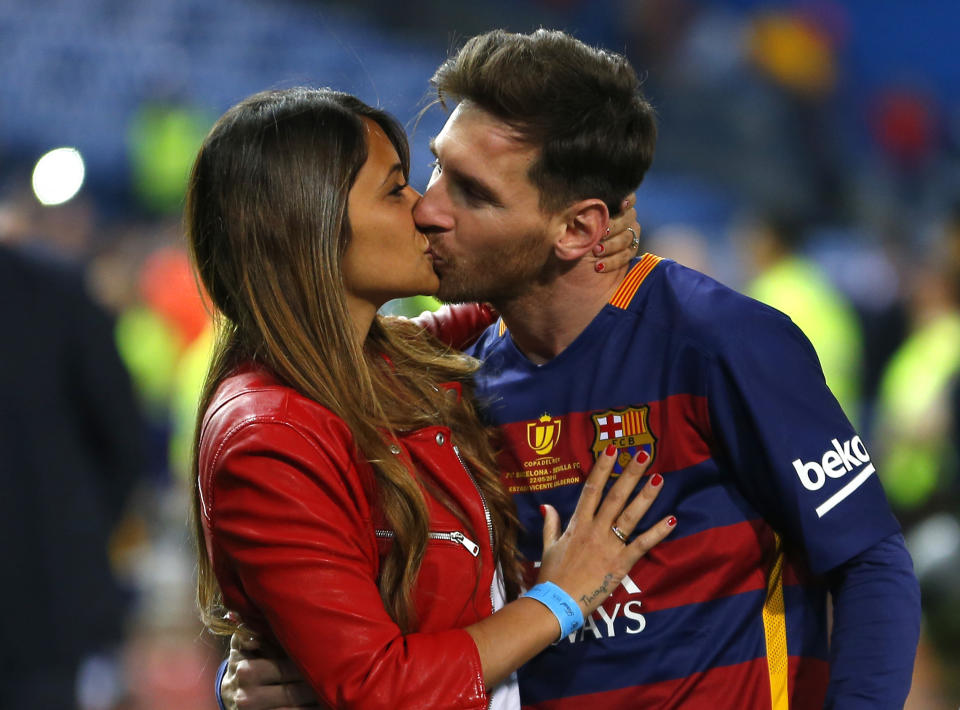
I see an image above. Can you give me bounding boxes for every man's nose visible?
[413,181,454,235]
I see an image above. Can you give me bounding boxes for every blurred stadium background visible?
[1,0,958,707]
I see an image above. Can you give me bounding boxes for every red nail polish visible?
[667,515,677,527]
[539,505,547,518]
[636,450,649,465]
[595,243,605,254]
[650,473,662,487]
[605,444,617,457]
[595,262,605,272]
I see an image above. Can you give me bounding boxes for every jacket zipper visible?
[452,445,495,554]
[453,445,500,710]
[380,443,498,707]
[452,445,497,609]
[374,529,480,557]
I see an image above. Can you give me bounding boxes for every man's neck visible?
[494,261,629,365]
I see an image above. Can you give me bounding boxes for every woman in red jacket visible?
[188,87,672,709]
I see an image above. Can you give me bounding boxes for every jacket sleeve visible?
[412,303,497,350]
[207,417,488,710]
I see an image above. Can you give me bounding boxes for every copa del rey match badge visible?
[527,414,563,456]
[591,405,657,470]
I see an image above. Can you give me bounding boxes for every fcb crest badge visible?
[591,405,656,469]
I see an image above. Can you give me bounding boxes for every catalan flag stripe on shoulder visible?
[609,253,662,309]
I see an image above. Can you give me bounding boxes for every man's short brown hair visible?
[431,29,657,214]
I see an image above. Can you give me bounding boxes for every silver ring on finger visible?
[611,525,628,544]
[627,227,640,251]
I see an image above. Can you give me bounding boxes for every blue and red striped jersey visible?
[467,255,901,709]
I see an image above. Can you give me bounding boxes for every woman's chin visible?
[386,279,439,303]
[420,273,441,296]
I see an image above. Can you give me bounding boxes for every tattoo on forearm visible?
[580,573,616,606]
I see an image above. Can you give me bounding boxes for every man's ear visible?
[553,199,610,261]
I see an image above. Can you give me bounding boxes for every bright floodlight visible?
[32,147,86,206]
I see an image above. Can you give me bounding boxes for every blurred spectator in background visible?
[737,209,864,424]
[112,237,211,480]
[869,203,960,710]
[128,100,212,216]
[873,203,960,527]
[86,228,222,710]
[0,234,144,708]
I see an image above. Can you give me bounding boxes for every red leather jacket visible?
[198,305,498,709]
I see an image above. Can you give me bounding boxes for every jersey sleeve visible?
[412,303,497,350]
[703,305,900,574]
[207,419,487,710]
[825,533,920,708]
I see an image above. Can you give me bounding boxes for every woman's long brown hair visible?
[186,88,520,636]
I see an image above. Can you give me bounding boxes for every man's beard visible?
[432,227,552,306]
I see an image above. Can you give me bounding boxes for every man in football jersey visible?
[222,29,919,710]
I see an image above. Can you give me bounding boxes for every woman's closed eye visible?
[388,181,409,197]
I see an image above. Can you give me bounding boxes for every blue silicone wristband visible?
[522,581,584,640]
[215,658,228,710]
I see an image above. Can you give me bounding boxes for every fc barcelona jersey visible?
[466,255,900,709]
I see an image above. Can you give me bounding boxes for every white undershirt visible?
[487,565,521,710]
